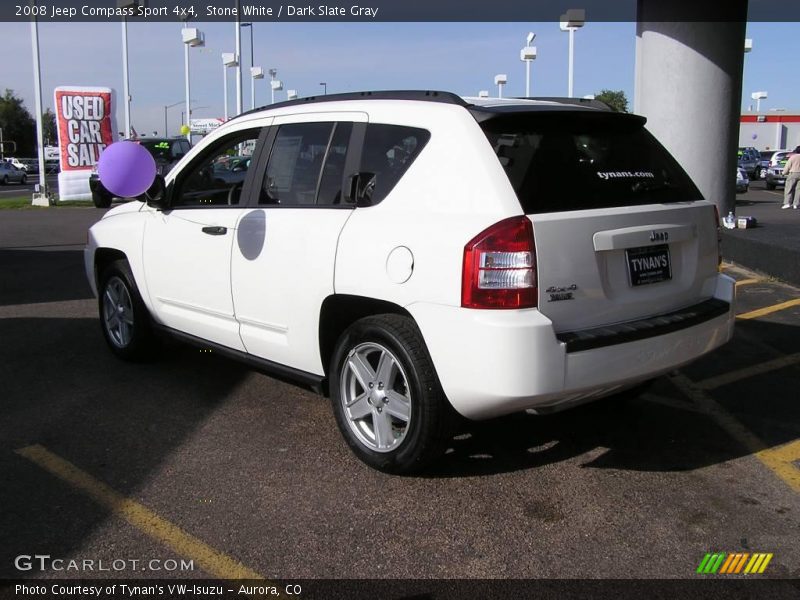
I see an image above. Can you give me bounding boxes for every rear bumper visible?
[409,274,735,420]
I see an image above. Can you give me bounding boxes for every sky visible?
[0,20,796,138]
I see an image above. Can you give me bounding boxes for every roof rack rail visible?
[234,90,470,120]
[514,97,613,111]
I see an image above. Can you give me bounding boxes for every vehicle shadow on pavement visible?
[0,316,249,578]
[426,319,800,479]
[0,248,94,306]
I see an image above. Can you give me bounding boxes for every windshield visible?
[480,112,701,213]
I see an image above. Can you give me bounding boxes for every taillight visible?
[713,205,722,268]
[461,216,537,309]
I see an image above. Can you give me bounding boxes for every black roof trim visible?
[513,97,614,111]
[233,90,470,120]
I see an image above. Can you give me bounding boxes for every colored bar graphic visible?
[699,552,774,575]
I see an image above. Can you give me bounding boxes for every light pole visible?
[319,82,327,95]
[287,90,298,101]
[494,74,507,99]
[181,24,204,143]
[251,66,264,108]
[222,53,238,120]
[164,101,183,137]
[560,9,585,98]
[240,22,257,109]
[520,32,537,98]
[269,69,283,104]
[752,91,767,113]
[118,1,145,139]
[235,1,242,116]
[30,4,48,205]
[478,90,489,98]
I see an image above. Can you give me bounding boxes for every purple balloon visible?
[97,141,157,198]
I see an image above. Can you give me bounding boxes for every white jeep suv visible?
[85,91,735,473]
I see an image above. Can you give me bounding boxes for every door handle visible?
[202,226,227,236]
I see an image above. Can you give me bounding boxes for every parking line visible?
[735,278,764,287]
[695,353,800,390]
[737,299,800,320]
[670,373,800,494]
[14,444,265,581]
[756,440,800,494]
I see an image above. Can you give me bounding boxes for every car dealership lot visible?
[1,208,798,582]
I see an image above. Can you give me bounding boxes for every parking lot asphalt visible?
[0,207,798,587]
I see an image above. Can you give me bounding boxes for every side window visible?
[260,122,333,206]
[358,124,430,205]
[317,122,352,205]
[172,129,261,208]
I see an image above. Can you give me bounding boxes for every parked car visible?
[0,161,28,185]
[90,137,192,208]
[18,158,40,175]
[764,150,793,190]
[756,150,774,180]
[211,155,252,185]
[84,90,736,473]
[3,157,27,172]
[736,166,749,193]
[737,147,759,179]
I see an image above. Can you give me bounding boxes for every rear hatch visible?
[479,109,719,333]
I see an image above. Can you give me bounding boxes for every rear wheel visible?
[21,175,27,185]
[330,314,455,474]
[98,260,156,361]
[2,175,7,185]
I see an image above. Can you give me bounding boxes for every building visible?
[739,111,800,151]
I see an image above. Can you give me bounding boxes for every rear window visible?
[480,112,701,213]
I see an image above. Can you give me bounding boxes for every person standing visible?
[782,150,800,209]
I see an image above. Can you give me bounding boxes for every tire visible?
[92,191,113,208]
[330,314,455,474]
[98,260,156,361]
[766,181,776,190]
[2,175,7,185]
[754,167,762,181]
[21,175,27,185]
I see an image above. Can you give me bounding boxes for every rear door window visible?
[357,124,430,205]
[480,112,701,213]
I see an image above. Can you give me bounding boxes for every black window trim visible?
[166,126,269,211]
[249,120,363,211]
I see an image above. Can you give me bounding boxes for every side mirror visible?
[144,174,168,209]
[345,172,377,206]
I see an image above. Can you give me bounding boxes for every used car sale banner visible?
[54,86,116,201]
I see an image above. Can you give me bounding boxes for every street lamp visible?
[164,101,183,137]
[234,1,242,116]
[181,25,204,142]
[251,66,264,108]
[560,8,585,98]
[222,53,238,120]
[269,69,283,104]
[287,90,298,101]
[240,22,259,109]
[117,1,145,139]
[751,91,767,113]
[494,74,507,99]
[744,38,753,53]
[319,82,327,95]
[478,90,489,98]
[520,32,537,98]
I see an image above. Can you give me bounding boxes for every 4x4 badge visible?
[546,284,578,302]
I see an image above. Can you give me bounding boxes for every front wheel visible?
[98,260,156,361]
[330,314,455,474]
[21,175,27,185]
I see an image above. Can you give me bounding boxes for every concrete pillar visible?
[635,1,747,217]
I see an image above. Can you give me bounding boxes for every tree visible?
[0,89,36,156]
[43,108,57,147]
[594,89,629,113]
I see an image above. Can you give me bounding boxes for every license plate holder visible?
[626,244,672,286]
